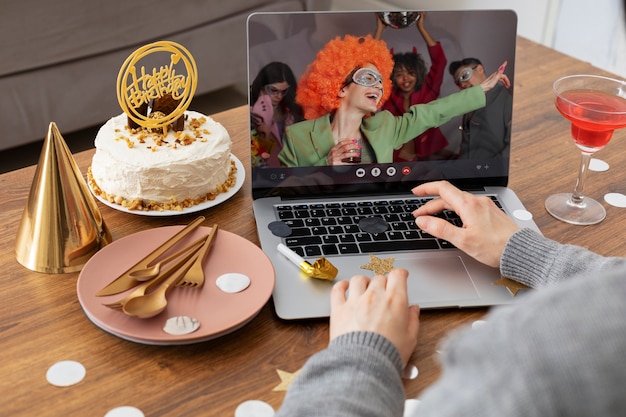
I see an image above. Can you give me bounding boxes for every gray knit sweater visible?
[275,228,626,416]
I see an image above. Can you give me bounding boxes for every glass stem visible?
[570,152,592,206]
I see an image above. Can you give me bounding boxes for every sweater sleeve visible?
[402,85,484,141]
[500,228,626,288]
[275,332,406,417]
[419,42,447,103]
[367,85,485,153]
[416,265,626,417]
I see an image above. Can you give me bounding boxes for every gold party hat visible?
[15,122,111,273]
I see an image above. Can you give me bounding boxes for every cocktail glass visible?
[545,74,626,225]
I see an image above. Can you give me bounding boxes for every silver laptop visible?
[247,9,540,320]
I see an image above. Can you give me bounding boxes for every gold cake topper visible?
[116,41,198,130]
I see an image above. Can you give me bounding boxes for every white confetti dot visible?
[235,400,275,417]
[604,193,626,208]
[404,399,421,417]
[472,320,487,329]
[589,158,610,172]
[46,360,86,387]
[513,209,533,221]
[402,364,419,380]
[163,316,201,335]
[104,406,145,417]
[216,273,251,293]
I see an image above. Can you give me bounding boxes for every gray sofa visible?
[0,0,310,151]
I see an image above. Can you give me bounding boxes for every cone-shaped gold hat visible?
[15,122,112,273]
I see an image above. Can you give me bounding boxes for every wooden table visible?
[1,37,625,416]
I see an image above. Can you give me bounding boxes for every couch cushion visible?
[0,0,286,77]
[0,0,306,151]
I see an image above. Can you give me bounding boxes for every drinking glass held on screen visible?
[342,137,362,163]
[545,74,626,225]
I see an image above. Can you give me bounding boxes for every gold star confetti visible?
[492,276,531,296]
[273,369,301,392]
[360,254,395,275]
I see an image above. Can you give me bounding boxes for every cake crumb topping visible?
[109,116,211,151]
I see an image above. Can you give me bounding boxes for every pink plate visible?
[77,226,275,345]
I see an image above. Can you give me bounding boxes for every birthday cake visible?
[88,110,234,211]
[87,41,236,212]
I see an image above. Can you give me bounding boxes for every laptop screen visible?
[247,10,517,199]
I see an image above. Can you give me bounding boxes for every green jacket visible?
[278,85,486,167]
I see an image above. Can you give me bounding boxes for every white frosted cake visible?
[88,110,236,211]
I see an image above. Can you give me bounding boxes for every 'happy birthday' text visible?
[124,58,188,108]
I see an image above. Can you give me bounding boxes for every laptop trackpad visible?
[396,253,479,306]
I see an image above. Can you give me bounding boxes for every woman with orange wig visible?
[278,34,509,167]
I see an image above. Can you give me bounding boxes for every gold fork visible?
[96,216,205,296]
[176,224,218,288]
[103,236,207,311]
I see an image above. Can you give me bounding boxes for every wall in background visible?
[552,0,625,77]
[323,0,626,77]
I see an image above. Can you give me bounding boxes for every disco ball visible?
[377,12,421,29]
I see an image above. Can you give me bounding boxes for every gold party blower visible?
[277,243,338,281]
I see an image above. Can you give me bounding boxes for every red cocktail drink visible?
[556,89,626,153]
[546,75,626,225]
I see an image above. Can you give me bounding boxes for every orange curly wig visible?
[296,35,394,119]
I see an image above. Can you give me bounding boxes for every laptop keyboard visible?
[276,196,503,258]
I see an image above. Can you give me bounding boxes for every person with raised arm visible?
[278,35,509,167]
[376,12,452,161]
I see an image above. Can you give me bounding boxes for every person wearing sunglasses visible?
[375,12,452,162]
[250,61,304,167]
[449,57,513,159]
[278,35,509,167]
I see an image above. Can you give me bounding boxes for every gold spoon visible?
[122,246,200,318]
[96,216,205,296]
[128,234,207,281]
[103,241,204,311]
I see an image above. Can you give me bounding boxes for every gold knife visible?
[96,216,205,296]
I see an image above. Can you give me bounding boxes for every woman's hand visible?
[373,13,387,40]
[326,138,362,165]
[480,61,511,92]
[251,113,271,137]
[415,11,426,30]
[330,269,420,366]
[412,181,520,268]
